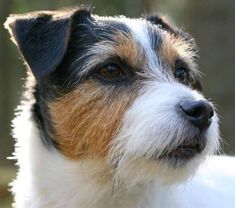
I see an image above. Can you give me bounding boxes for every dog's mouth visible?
[159,137,206,162]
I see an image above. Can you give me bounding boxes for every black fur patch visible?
[146,14,177,35]
[32,85,57,147]
[8,14,69,80]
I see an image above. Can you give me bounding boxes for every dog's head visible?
[5,7,219,185]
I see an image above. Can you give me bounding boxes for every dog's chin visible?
[112,139,208,187]
[158,136,207,168]
[112,153,205,187]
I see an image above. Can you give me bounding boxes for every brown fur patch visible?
[49,81,136,160]
[159,32,179,67]
[114,32,146,67]
[77,33,146,78]
[159,31,197,73]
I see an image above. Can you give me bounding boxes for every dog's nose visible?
[179,100,214,130]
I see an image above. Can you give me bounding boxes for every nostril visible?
[209,108,214,119]
[179,100,214,130]
[180,100,214,119]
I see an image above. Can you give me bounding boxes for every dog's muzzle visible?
[160,100,214,163]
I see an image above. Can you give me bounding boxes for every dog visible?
[4,6,235,208]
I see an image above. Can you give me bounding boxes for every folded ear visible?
[4,8,91,80]
[145,14,177,35]
[146,14,198,54]
[145,14,195,42]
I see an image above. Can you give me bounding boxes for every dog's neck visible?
[13,111,169,208]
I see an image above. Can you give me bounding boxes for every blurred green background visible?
[0,0,234,207]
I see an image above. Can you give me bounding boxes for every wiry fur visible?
[5,7,235,208]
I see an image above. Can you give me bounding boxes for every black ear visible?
[145,14,177,35]
[146,14,194,41]
[146,14,198,54]
[4,8,91,80]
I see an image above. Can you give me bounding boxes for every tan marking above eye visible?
[159,32,180,66]
[158,32,198,77]
[113,32,146,67]
[49,81,136,160]
[77,32,147,78]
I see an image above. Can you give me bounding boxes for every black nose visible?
[180,100,214,130]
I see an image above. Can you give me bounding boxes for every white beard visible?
[10,84,235,208]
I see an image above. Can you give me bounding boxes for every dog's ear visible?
[4,8,91,80]
[145,14,177,35]
[146,14,198,57]
[145,14,196,43]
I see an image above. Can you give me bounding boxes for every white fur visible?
[122,18,160,72]
[11,108,235,208]
[110,82,219,186]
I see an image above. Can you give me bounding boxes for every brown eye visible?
[174,67,188,83]
[98,64,125,81]
[174,59,190,85]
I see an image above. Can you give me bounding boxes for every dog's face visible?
[5,7,219,184]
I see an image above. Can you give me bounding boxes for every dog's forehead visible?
[98,16,159,43]
[70,15,165,77]
[93,15,161,50]
[70,15,197,79]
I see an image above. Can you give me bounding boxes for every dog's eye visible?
[174,66,189,84]
[97,64,126,81]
